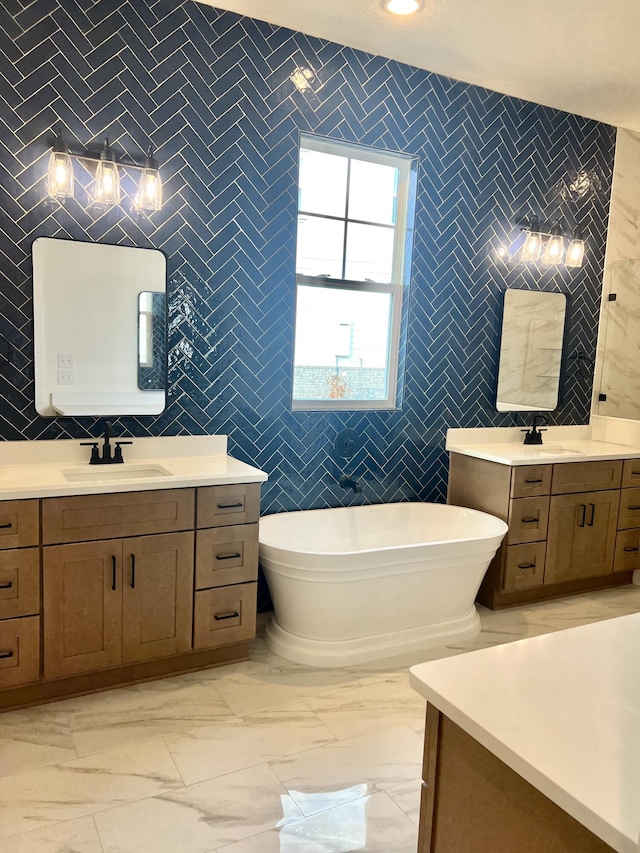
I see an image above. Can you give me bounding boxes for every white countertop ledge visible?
[0,436,268,500]
[446,426,640,465]
[409,614,640,853]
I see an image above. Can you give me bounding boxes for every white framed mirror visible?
[32,237,167,417]
[496,289,567,412]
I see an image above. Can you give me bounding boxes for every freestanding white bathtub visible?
[259,502,508,666]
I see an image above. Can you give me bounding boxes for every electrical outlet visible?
[58,353,74,369]
[57,369,74,385]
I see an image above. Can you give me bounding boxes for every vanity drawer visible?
[507,497,550,545]
[511,466,551,498]
[193,583,257,649]
[503,542,546,591]
[195,525,259,590]
[197,484,260,528]
[42,489,195,544]
[0,500,39,550]
[617,487,640,530]
[613,529,640,573]
[551,460,622,495]
[622,459,640,488]
[0,616,40,689]
[0,548,40,620]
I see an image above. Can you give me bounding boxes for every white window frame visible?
[292,134,414,411]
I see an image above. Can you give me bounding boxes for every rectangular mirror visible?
[33,237,167,417]
[496,289,566,412]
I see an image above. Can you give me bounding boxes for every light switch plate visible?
[58,353,74,369]
[57,369,74,385]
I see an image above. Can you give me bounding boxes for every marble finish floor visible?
[2,585,640,852]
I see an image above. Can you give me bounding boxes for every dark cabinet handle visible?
[217,502,243,510]
[0,650,14,659]
[215,553,242,561]
[521,517,539,524]
[0,582,13,589]
[518,562,536,569]
[111,556,117,591]
[624,546,639,553]
[632,471,640,476]
[587,504,595,526]
[130,554,136,589]
[628,505,640,511]
[0,522,12,530]
[578,504,586,527]
[524,478,543,484]
[214,611,240,621]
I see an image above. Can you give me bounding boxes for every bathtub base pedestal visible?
[264,609,481,667]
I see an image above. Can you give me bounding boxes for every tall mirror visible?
[595,259,640,420]
[33,238,167,417]
[496,289,567,412]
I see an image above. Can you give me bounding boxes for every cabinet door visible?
[43,541,123,679]
[121,532,194,664]
[545,490,619,585]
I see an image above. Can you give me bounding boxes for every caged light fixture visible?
[46,128,162,212]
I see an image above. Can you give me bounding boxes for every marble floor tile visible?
[68,678,234,757]
[215,790,419,853]
[94,763,304,853]
[385,778,422,825]
[0,737,183,839]
[305,679,425,740]
[165,702,337,786]
[269,723,423,817]
[0,707,77,777]
[3,816,102,852]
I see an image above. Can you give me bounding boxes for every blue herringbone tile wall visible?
[0,1,614,527]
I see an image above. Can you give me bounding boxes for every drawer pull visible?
[524,478,543,484]
[632,471,640,476]
[0,582,13,589]
[624,546,640,553]
[0,522,12,530]
[521,517,539,524]
[217,502,243,510]
[0,650,14,660]
[628,505,640,511]
[518,562,536,569]
[216,552,242,561]
[578,504,586,527]
[214,611,240,621]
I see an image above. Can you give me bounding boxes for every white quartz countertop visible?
[0,435,268,499]
[409,614,640,853]
[446,425,640,465]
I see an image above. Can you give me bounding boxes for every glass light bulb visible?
[94,159,120,205]
[542,234,564,264]
[521,231,541,262]
[565,238,585,268]
[47,151,74,200]
[135,167,162,212]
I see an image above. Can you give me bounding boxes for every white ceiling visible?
[198,0,640,131]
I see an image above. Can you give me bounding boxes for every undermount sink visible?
[533,447,583,455]
[62,464,173,482]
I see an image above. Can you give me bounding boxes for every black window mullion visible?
[341,157,351,281]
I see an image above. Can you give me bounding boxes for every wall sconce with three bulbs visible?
[519,215,585,268]
[47,129,162,213]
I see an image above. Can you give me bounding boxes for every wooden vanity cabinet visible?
[449,454,634,609]
[0,482,262,711]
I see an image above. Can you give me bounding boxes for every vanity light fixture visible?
[542,221,565,265]
[46,128,162,212]
[385,0,422,14]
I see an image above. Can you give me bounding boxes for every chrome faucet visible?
[521,415,548,446]
[81,421,133,465]
[339,473,362,494]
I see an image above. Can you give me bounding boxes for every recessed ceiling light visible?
[385,0,422,15]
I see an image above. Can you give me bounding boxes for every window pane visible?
[299,149,348,217]
[296,215,345,278]
[293,285,392,402]
[348,160,398,225]
[344,222,395,283]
